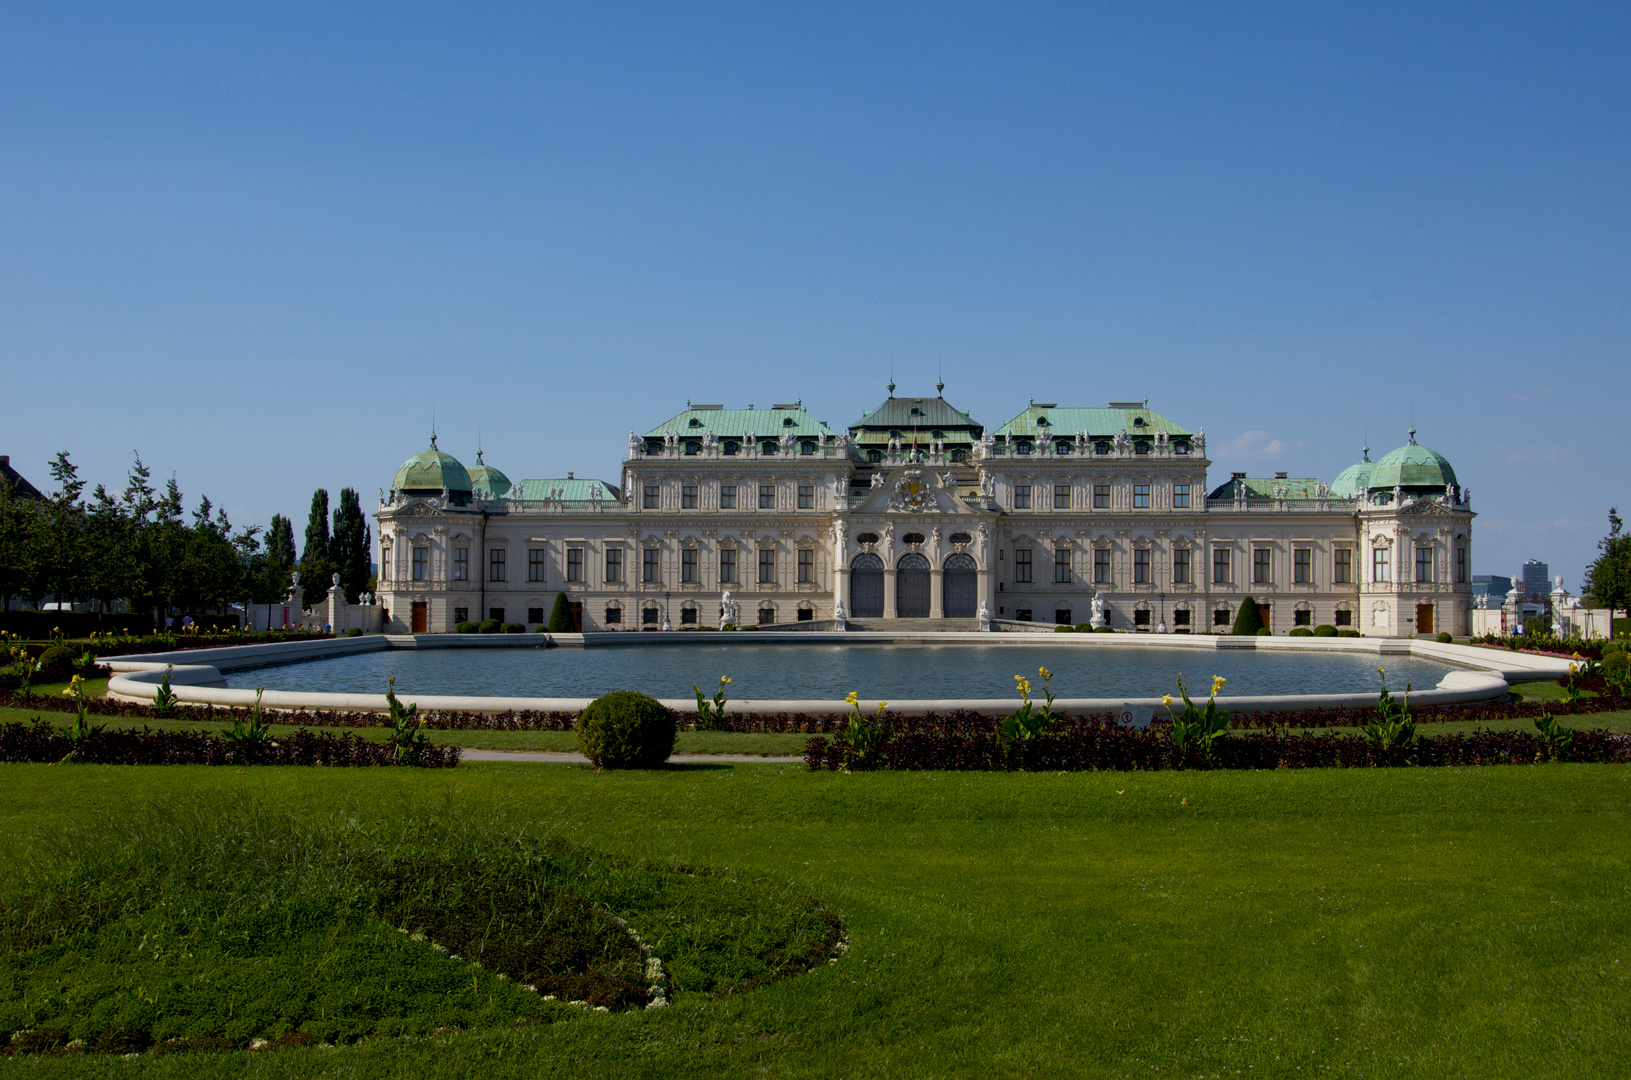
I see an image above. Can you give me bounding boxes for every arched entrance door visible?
[943,553,977,618]
[897,553,931,618]
[850,553,884,618]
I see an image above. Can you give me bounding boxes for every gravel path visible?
[459,748,805,765]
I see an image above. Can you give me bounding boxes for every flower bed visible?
[0,721,459,767]
[802,716,1631,772]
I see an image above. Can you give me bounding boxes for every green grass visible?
[0,762,1627,1077]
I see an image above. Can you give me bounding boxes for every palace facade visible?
[374,388,1474,637]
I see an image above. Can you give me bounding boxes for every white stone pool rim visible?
[99,632,1573,717]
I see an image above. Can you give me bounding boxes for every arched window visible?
[902,532,925,545]
[851,552,884,571]
[949,532,973,546]
[945,552,977,571]
[897,553,931,571]
[856,532,880,545]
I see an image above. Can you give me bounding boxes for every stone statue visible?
[978,601,992,631]
[1193,429,1206,457]
[629,431,641,458]
[331,572,341,586]
[834,601,847,631]
[1091,591,1108,628]
[720,591,737,627]
[291,571,301,587]
[833,519,848,560]
[870,472,884,489]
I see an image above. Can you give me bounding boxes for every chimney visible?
[1274,471,1288,479]
[1231,471,1247,479]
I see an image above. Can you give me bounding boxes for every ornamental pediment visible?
[847,466,977,515]
[1398,499,1462,517]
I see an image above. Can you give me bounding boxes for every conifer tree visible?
[300,489,331,605]
[330,488,371,603]
[1231,596,1265,635]
[547,592,572,632]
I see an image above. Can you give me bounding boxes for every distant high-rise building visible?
[1471,575,1513,609]
[1522,560,1550,598]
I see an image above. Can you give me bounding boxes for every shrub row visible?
[2,688,1624,734]
[0,721,460,767]
[803,717,1631,772]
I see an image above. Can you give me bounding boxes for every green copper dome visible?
[1329,445,1374,499]
[392,436,473,495]
[467,450,511,500]
[1367,429,1457,495]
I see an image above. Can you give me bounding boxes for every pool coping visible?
[99,631,1574,716]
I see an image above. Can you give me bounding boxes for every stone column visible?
[978,569,994,617]
[883,568,898,619]
[930,568,944,619]
[833,565,848,622]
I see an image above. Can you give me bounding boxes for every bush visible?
[1074,623,1093,632]
[1256,627,1272,636]
[576,691,676,769]
[1094,625,1116,633]
[547,593,572,633]
[35,645,76,682]
[345,627,363,637]
[1313,625,1337,637]
[454,621,478,633]
[1054,625,1074,633]
[1602,650,1628,678]
[477,618,502,634]
[534,624,548,632]
[1289,627,1313,637]
[1231,597,1265,636]
[1436,631,1453,643]
[502,622,525,634]
[1337,628,1361,638]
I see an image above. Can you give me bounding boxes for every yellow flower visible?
[1162,694,1173,707]
[721,676,732,684]
[1211,675,1226,695]
[877,701,887,711]
[1039,665,1052,680]
[845,691,859,706]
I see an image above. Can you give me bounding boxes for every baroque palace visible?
[374,386,1474,637]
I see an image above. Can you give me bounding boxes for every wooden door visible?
[569,602,584,632]
[411,602,428,633]
[1416,604,1434,635]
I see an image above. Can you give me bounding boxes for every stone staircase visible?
[842,618,984,632]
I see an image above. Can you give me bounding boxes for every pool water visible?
[227,643,1458,701]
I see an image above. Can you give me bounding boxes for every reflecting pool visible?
[227,643,1459,700]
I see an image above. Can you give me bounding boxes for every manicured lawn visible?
[0,761,1626,1078]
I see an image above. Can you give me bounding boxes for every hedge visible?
[0,721,459,767]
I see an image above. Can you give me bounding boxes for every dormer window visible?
[903,532,926,545]
[1174,441,1189,455]
[800,440,816,455]
[1134,441,1150,455]
[1016,440,1034,455]
[1133,417,1146,427]
[760,440,778,456]
[1095,441,1111,455]
[1055,440,1072,455]
[783,417,796,427]
[932,429,945,439]
[1036,415,1049,427]
[684,440,700,455]
[688,417,704,427]
[723,440,740,456]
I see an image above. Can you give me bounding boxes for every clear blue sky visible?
[3,3,1627,587]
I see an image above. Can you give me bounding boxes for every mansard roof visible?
[644,404,833,440]
[849,393,984,443]
[510,477,622,506]
[994,404,1192,440]
[1206,475,1326,501]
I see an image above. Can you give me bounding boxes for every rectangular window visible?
[453,607,468,624]
[1173,609,1191,627]
[604,547,623,583]
[1095,548,1111,584]
[643,484,660,509]
[1457,547,1467,584]
[1335,609,1353,627]
[1174,548,1191,584]
[1054,549,1072,583]
[452,547,469,581]
[528,549,546,582]
[605,606,622,624]
[681,548,697,583]
[1054,484,1070,509]
[1294,548,1311,584]
[412,547,428,581]
[1213,547,1231,585]
[1133,484,1150,509]
[567,548,583,582]
[1134,548,1150,584]
[489,548,506,582]
[1253,548,1271,584]
[1334,549,1352,584]
[1294,608,1312,626]
[1214,608,1231,627]
[758,549,776,584]
[798,549,814,583]
[1373,548,1390,583]
[1093,484,1110,509]
[759,484,775,509]
[681,484,697,509]
[1014,484,1031,509]
[798,484,814,509]
[1173,484,1190,508]
[1416,547,1433,583]
[1014,548,1033,583]
[381,545,392,580]
[719,484,737,509]
[1134,609,1151,627]
[681,607,698,625]
[719,548,737,584]
[643,548,660,584]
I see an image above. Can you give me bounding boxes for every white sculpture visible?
[978,601,992,631]
[720,591,738,627]
[629,431,641,458]
[1091,591,1108,628]
[834,601,847,631]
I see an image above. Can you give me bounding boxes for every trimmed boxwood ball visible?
[1255,627,1272,636]
[1094,625,1116,633]
[1436,631,1453,643]
[454,621,478,633]
[1289,627,1313,637]
[576,691,676,769]
[502,622,525,633]
[1313,624,1337,637]
[35,645,76,681]
[1337,628,1361,638]
[1075,623,1093,633]
[477,618,502,634]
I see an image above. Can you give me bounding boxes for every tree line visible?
[0,451,373,623]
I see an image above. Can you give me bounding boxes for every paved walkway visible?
[459,748,805,765]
